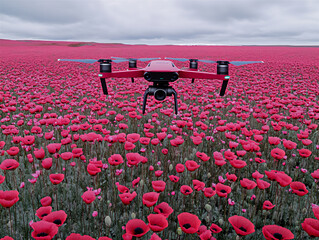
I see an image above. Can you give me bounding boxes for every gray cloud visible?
[0,0,318,45]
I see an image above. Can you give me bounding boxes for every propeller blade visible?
[230,61,264,66]
[58,59,98,64]
[111,57,160,62]
[138,57,161,61]
[165,57,189,62]
[198,59,217,63]
[112,59,129,63]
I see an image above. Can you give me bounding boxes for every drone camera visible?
[154,89,167,101]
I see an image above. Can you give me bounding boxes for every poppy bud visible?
[169,164,173,171]
[177,227,182,235]
[205,216,210,223]
[131,212,136,219]
[207,173,211,178]
[139,180,144,187]
[205,204,212,212]
[105,216,112,227]
[218,218,224,225]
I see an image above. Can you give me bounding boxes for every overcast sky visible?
[1,0,318,45]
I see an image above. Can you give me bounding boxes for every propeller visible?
[165,57,263,66]
[111,57,161,62]
[57,59,125,63]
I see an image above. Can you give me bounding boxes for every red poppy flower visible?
[117,184,129,193]
[1,236,14,240]
[36,206,52,219]
[271,148,286,160]
[176,164,185,173]
[265,170,279,181]
[210,223,222,233]
[262,225,294,240]
[196,151,210,162]
[132,177,140,188]
[252,170,264,179]
[290,181,308,196]
[31,220,59,240]
[108,154,124,166]
[170,137,184,147]
[126,133,140,143]
[42,158,52,170]
[224,150,237,161]
[43,210,67,227]
[126,153,141,166]
[47,143,61,154]
[181,185,193,195]
[143,192,160,207]
[203,187,215,198]
[0,190,19,208]
[312,204,319,220]
[228,215,255,236]
[6,146,19,156]
[0,159,19,170]
[40,196,52,206]
[60,152,73,161]
[193,179,205,191]
[156,132,167,141]
[98,237,112,240]
[263,200,275,210]
[22,135,35,145]
[298,149,312,158]
[154,202,173,218]
[185,160,200,171]
[0,175,5,184]
[283,140,297,150]
[49,173,64,185]
[0,141,5,149]
[311,170,319,180]
[169,175,180,183]
[229,159,247,169]
[197,225,208,235]
[276,172,292,187]
[240,178,257,190]
[147,214,168,232]
[301,218,319,237]
[82,190,96,204]
[126,219,150,237]
[268,137,281,145]
[254,135,263,142]
[256,179,271,190]
[34,147,45,160]
[178,212,201,234]
[216,183,231,198]
[119,191,137,205]
[154,170,163,177]
[199,230,212,240]
[236,150,247,157]
[66,233,96,240]
[152,180,166,192]
[225,172,237,182]
[124,141,136,151]
[87,163,101,176]
[139,137,151,145]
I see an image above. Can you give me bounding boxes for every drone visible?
[58,57,263,114]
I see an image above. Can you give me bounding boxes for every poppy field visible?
[0,39,319,239]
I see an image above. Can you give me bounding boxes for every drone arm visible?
[99,69,145,78]
[178,70,226,80]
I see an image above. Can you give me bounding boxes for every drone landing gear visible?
[100,78,108,95]
[142,82,178,115]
